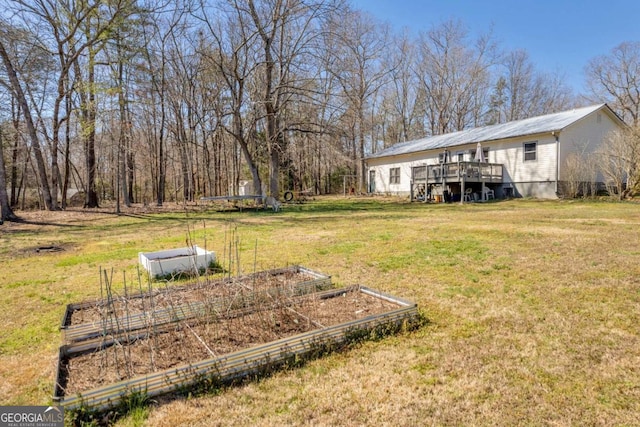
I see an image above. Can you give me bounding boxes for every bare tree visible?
[133,3,195,206]
[325,7,392,191]
[493,49,573,123]
[597,126,640,199]
[295,38,348,195]
[376,31,422,147]
[195,0,341,199]
[414,20,496,135]
[585,41,640,126]
[0,38,54,210]
[195,2,263,197]
[0,24,48,209]
[563,147,597,199]
[245,0,340,198]
[6,0,136,209]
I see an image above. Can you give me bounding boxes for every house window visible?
[523,142,537,162]
[412,166,426,181]
[389,167,400,184]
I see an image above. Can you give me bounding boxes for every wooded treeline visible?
[1,0,639,218]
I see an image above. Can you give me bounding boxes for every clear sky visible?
[349,0,640,95]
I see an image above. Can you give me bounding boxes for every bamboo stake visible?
[184,323,216,358]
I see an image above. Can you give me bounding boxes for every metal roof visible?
[368,104,609,159]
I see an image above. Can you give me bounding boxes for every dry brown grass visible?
[1,197,639,426]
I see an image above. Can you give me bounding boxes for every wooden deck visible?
[412,162,504,202]
[427,161,503,184]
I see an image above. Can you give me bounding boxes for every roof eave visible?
[368,128,568,160]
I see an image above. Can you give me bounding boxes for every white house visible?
[365,104,625,201]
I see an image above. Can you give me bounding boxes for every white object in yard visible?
[238,180,250,196]
[139,245,215,277]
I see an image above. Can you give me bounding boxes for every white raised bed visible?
[139,245,215,278]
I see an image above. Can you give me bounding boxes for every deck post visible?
[410,180,414,202]
[441,163,446,202]
[425,171,429,203]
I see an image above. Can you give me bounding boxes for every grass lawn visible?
[1,196,639,426]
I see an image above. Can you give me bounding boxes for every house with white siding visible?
[365,104,625,201]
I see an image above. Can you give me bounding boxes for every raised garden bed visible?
[138,245,215,278]
[60,265,331,344]
[53,285,420,412]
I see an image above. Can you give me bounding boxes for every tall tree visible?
[326,7,392,191]
[104,1,145,210]
[377,31,422,147]
[74,1,134,207]
[8,0,134,209]
[496,49,573,123]
[244,0,338,198]
[1,17,56,210]
[135,3,191,206]
[196,1,263,196]
[0,38,55,210]
[585,41,640,125]
[414,20,496,135]
[597,125,640,198]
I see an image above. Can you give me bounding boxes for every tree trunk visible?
[116,36,131,210]
[229,104,262,196]
[179,140,191,202]
[358,106,366,192]
[0,40,55,210]
[10,101,21,207]
[0,126,19,222]
[49,67,66,211]
[61,92,72,210]
[77,48,99,208]
[127,151,134,204]
[157,125,165,206]
[156,66,167,206]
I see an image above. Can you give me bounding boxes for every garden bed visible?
[54,285,420,412]
[60,266,331,343]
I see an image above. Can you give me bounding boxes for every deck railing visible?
[426,161,503,183]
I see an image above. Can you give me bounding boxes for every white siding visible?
[558,110,620,181]
[486,136,556,182]
[367,152,438,196]
[365,106,625,199]
[367,135,559,198]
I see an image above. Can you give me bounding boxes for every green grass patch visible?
[1,197,640,426]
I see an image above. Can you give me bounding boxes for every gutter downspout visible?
[553,131,560,196]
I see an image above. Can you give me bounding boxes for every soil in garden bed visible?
[60,289,400,396]
[67,269,321,327]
